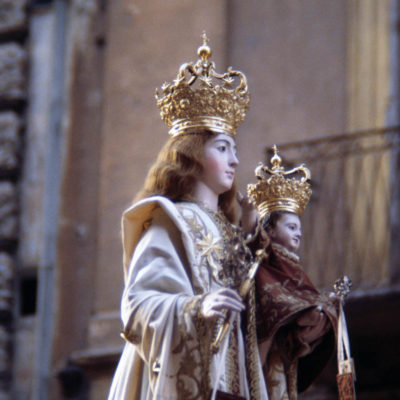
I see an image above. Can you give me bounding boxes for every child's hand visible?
[296,307,330,343]
[237,191,257,235]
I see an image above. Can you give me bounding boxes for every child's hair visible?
[263,210,296,232]
[135,130,237,222]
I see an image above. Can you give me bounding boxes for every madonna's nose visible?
[230,152,239,166]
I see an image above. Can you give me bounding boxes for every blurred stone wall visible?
[0,1,28,399]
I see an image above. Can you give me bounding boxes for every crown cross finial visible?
[201,31,208,45]
[265,146,310,180]
[198,31,211,61]
[270,144,283,171]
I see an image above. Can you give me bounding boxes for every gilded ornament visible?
[155,32,250,138]
[247,145,312,218]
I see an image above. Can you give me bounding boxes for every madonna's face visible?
[269,213,302,252]
[200,133,239,195]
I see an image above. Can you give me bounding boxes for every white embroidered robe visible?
[108,196,268,400]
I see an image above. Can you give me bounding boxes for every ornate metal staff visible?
[334,276,357,400]
[210,248,266,354]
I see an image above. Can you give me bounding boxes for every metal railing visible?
[268,126,400,290]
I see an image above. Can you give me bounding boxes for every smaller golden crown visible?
[247,145,312,219]
[155,32,250,138]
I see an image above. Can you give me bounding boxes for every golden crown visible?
[247,145,312,219]
[155,32,250,138]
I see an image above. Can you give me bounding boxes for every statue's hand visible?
[200,288,244,319]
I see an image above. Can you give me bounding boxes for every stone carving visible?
[0,112,20,171]
[0,253,13,311]
[0,43,26,102]
[0,182,17,240]
[0,325,10,372]
[0,2,27,397]
[0,0,27,35]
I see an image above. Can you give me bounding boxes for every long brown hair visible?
[135,130,237,222]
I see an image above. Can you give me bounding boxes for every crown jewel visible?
[247,145,312,218]
[155,32,250,138]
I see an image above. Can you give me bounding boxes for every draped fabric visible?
[108,196,268,400]
[255,242,339,400]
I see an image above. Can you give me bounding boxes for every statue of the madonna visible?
[108,34,269,400]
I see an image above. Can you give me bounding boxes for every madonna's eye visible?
[217,146,226,152]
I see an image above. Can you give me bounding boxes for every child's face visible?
[269,213,302,252]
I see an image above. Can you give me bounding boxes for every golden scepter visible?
[334,276,357,400]
[210,247,266,354]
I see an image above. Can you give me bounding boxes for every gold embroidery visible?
[176,202,263,399]
[196,232,224,274]
[174,204,220,397]
[246,283,262,400]
[226,320,240,394]
[183,214,205,236]
[175,295,215,399]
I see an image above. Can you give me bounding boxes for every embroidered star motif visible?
[184,215,204,236]
[196,233,224,270]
